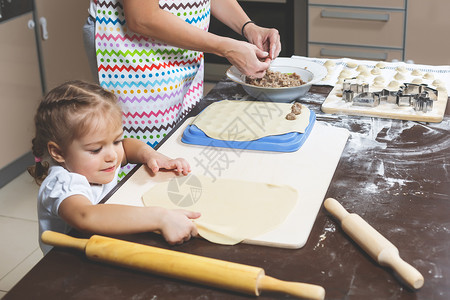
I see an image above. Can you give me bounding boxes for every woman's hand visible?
[243,23,281,60]
[159,209,200,245]
[223,38,271,78]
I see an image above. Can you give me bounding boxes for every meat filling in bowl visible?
[246,70,306,88]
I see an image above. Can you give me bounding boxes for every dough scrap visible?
[359,70,370,77]
[324,60,336,68]
[374,76,385,83]
[423,72,434,80]
[432,79,444,87]
[346,61,357,68]
[356,65,368,72]
[191,100,311,141]
[412,78,423,84]
[411,69,423,76]
[396,66,407,73]
[376,62,386,69]
[388,81,400,90]
[371,67,381,75]
[142,174,298,245]
[394,72,406,81]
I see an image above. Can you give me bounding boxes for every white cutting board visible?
[107,118,349,249]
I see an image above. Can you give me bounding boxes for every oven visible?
[205,0,307,81]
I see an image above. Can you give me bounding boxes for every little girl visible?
[28,80,200,254]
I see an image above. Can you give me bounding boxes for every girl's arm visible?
[58,194,200,244]
[121,138,191,175]
[122,0,270,77]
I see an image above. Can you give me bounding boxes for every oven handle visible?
[321,10,390,22]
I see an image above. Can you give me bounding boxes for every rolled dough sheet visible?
[191,100,310,141]
[142,174,298,245]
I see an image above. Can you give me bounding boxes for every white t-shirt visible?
[38,165,119,254]
[88,0,96,18]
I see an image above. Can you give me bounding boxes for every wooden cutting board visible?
[318,59,450,123]
[321,84,448,123]
[106,118,350,249]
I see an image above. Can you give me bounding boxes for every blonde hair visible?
[28,80,122,184]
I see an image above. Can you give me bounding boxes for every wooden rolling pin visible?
[42,231,325,299]
[324,198,424,289]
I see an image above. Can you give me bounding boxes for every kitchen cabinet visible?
[0,6,42,187]
[34,0,93,92]
[404,0,450,65]
[308,0,406,61]
[307,0,450,65]
[0,0,94,187]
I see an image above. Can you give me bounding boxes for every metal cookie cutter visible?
[342,79,438,113]
[375,89,398,104]
[352,92,380,107]
[398,83,438,112]
[342,78,369,103]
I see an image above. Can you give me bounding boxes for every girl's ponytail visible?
[27,138,50,185]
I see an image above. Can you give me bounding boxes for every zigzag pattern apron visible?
[95,0,210,177]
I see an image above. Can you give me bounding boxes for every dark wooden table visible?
[5,80,450,300]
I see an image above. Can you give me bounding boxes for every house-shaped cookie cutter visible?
[342,79,438,112]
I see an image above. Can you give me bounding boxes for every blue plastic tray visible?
[181,110,316,152]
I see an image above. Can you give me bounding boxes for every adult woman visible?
[84,0,281,157]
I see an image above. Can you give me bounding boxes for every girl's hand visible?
[146,152,191,175]
[159,209,201,245]
[244,23,281,60]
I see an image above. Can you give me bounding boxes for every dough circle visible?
[191,100,311,141]
[142,174,298,245]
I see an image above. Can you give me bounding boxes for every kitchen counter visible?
[5,81,449,300]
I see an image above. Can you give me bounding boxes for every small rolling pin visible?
[324,198,424,289]
[42,231,325,300]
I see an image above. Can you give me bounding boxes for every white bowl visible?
[226,57,327,102]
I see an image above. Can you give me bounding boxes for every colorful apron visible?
[95,0,210,178]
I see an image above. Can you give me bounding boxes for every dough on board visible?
[191,100,311,141]
[142,174,298,245]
